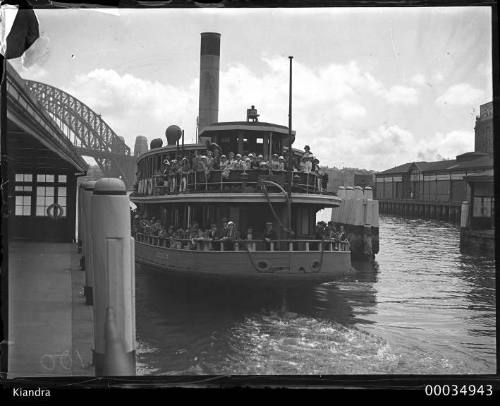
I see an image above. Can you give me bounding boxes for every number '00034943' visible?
[424,385,493,396]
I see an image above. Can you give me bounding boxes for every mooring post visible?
[91,178,136,376]
[460,201,470,228]
[83,181,97,305]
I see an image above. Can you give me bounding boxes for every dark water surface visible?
[135,216,496,375]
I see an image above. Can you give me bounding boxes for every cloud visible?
[17,64,48,81]
[476,62,492,78]
[411,73,426,86]
[61,58,463,171]
[320,126,473,171]
[435,83,485,106]
[416,130,474,161]
[64,69,199,146]
[382,85,419,104]
[432,72,444,83]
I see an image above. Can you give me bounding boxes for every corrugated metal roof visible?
[377,155,493,176]
[377,162,423,175]
[7,62,89,173]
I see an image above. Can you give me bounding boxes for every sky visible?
[10,7,493,171]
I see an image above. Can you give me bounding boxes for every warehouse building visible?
[375,101,494,223]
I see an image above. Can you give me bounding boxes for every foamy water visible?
[135,216,496,375]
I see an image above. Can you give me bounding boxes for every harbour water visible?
[135,215,496,375]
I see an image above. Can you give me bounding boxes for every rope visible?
[314,239,325,274]
[259,180,293,235]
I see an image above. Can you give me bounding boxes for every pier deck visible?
[8,242,94,377]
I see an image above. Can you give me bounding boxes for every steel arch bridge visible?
[25,80,137,188]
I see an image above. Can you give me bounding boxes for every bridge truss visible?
[25,80,136,187]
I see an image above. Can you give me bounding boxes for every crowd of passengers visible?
[132,215,349,251]
[138,144,329,193]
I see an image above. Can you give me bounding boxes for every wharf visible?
[379,199,461,223]
[8,242,94,377]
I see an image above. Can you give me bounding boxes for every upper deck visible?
[133,116,330,204]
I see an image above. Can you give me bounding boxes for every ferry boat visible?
[129,32,352,284]
[130,116,353,283]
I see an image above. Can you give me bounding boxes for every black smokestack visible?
[198,32,220,139]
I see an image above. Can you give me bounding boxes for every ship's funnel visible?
[198,32,220,139]
[134,135,148,157]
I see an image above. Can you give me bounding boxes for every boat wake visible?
[198,311,401,375]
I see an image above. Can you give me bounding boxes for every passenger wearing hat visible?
[259,156,270,170]
[169,159,178,193]
[221,220,237,250]
[303,155,313,173]
[161,158,170,175]
[206,150,215,170]
[263,222,277,250]
[270,154,280,171]
[278,156,285,171]
[197,155,210,190]
[253,154,263,169]
[178,157,190,192]
[205,139,222,163]
[221,155,231,180]
[249,153,259,169]
[161,159,170,191]
[219,155,228,170]
[243,156,251,171]
[303,145,313,159]
[234,153,243,170]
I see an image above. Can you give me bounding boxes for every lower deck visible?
[135,235,352,282]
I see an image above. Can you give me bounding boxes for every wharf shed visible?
[374,152,493,222]
[4,62,88,242]
[375,152,493,203]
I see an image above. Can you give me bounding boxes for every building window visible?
[473,196,494,218]
[37,174,54,183]
[15,195,31,216]
[36,186,55,216]
[15,173,33,182]
[15,185,32,192]
[35,174,67,217]
[14,173,33,216]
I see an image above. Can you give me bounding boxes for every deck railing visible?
[135,232,350,252]
[135,169,328,196]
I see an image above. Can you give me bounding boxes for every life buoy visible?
[47,203,63,219]
[310,260,321,273]
[256,259,270,273]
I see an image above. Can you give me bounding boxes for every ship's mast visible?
[287,56,293,237]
